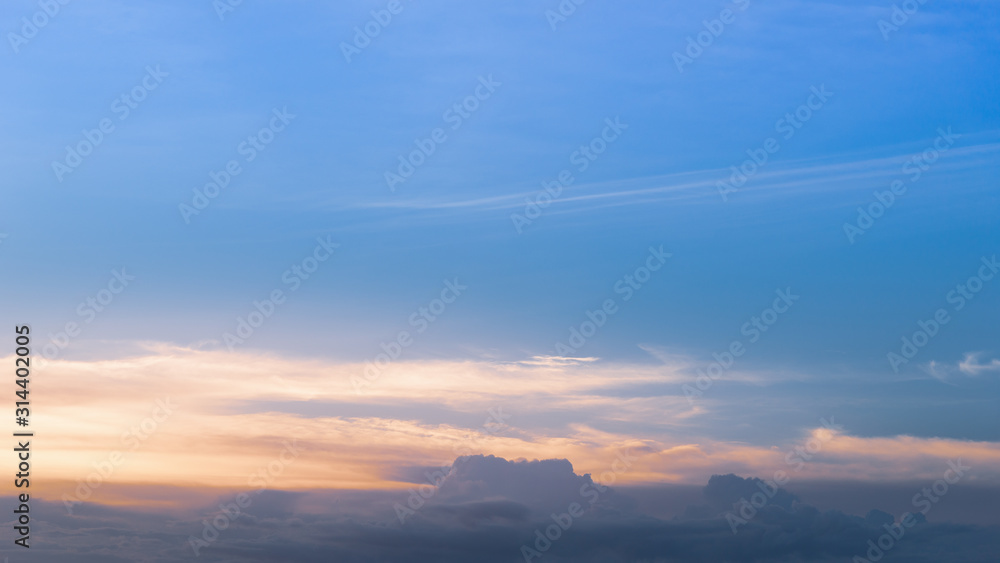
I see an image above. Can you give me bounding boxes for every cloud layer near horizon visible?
[5,454,999,562]
[8,344,1000,508]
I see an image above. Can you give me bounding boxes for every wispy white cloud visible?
[333,138,1000,220]
[924,352,1000,383]
[959,353,1000,376]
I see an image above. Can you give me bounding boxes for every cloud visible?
[429,455,635,519]
[8,455,1000,563]
[10,344,1000,508]
[959,353,1000,376]
[340,140,1000,220]
[924,352,1000,383]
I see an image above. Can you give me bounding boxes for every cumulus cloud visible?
[9,455,999,562]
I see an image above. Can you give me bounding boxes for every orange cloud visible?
[6,344,999,511]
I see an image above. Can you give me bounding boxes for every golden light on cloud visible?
[8,344,1000,510]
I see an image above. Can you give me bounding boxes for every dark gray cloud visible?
[5,455,998,562]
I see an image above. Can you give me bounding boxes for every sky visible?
[0,0,999,561]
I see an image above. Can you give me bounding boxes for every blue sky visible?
[1,0,999,441]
